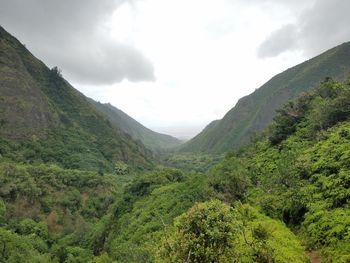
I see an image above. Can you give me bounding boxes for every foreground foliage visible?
[158,200,307,263]
[1,63,350,262]
[0,162,124,262]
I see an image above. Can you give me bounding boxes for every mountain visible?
[0,26,153,172]
[90,101,182,152]
[180,42,350,153]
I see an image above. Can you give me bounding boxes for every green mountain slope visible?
[221,78,350,261]
[91,101,181,152]
[0,26,153,172]
[181,42,350,153]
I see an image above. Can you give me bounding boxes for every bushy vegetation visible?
[104,169,208,262]
[158,200,307,263]
[161,153,223,172]
[0,162,125,262]
[2,78,349,262]
[233,78,350,261]
[157,77,350,262]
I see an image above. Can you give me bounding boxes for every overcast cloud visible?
[0,0,155,85]
[258,0,350,58]
[257,24,298,58]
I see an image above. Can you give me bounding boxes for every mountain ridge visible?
[180,41,350,153]
[90,100,182,153]
[0,25,153,172]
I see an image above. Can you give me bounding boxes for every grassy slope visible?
[0,26,153,172]
[181,42,350,153]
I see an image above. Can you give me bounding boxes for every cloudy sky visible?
[1,0,350,139]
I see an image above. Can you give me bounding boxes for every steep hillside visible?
[181,42,350,153]
[91,101,181,152]
[82,79,350,262]
[0,26,153,172]
[228,78,350,261]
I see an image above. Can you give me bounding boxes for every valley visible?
[1,25,350,263]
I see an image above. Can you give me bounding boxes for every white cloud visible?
[73,0,306,138]
[0,0,155,85]
[257,0,350,58]
[257,24,298,58]
[75,0,305,138]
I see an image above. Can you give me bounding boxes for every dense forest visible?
[2,76,350,262]
[1,26,350,262]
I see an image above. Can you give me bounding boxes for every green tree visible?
[91,253,115,263]
[208,157,251,202]
[0,198,5,226]
[114,161,129,175]
[158,200,241,263]
[0,228,45,263]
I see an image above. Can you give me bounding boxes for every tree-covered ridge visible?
[90,100,182,153]
[181,42,350,154]
[0,25,153,172]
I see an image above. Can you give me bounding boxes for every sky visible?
[1,0,350,139]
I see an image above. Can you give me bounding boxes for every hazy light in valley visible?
[1,0,350,139]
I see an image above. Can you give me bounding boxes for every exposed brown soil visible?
[307,251,322,263]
